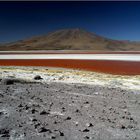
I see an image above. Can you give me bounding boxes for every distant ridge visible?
[0,28,140,51]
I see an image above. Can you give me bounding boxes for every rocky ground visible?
[0,66,140,140]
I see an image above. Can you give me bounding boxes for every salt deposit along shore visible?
[0,53,140,75]
[0,66,140,140]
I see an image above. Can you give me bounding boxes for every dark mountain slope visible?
[0,28,140,51]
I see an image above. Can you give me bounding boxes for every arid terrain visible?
[0,28,140,51]
[0,66,140,140]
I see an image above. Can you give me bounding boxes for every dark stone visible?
[84,136,90,139]
[1,134,10,137]
[0,128,10,137]
[31,109,38,114]
[40,110,49,115]
[1,78,24,85]
[25,105,30,110]
[62,107,65,111]
[34,123,41,129]
[121,125,126,129]
[0,112,3,116]
[51,136,56,139]
[83,129,90,132]
[87,123,93,127]
[32,118,37,122]
[84,101,89,104]
[34,75,43,80]
[130,117,134,121]
[59,131,64,136]
[39,127,51,133]
[75,109,80,113]
[18,124,23,127]
[1,79,14,85]
[18,104,23,108]
[54,121,58,124]
[65,116,71,120]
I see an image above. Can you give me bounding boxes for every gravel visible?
[0,66,140,140]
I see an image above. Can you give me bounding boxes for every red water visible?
[0,51,140,54]
[0,59,139,75]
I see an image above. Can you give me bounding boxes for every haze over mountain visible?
[1,28,140,51]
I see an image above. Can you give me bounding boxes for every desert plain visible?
[0,66,140,140]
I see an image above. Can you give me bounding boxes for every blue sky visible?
[0,1,140,43]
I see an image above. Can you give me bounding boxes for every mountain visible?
[0,28,140,51]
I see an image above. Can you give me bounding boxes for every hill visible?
[0,28,140,51]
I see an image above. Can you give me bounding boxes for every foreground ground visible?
[0,66,140,140]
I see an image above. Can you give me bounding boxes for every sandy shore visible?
[0,66,140,140]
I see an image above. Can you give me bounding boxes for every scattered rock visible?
[59,131,64,136]
[0,112,4,116]
[1,79,14,85]
[0,67,140,140]
[75,109,80,113]
[40,110,49,115]
[51,136,56,139]
[65,116,72,120]
[32,118,37,122]
[34,75,43,80]
[53,121,58,124]
[39,127,51,133]
[34,123,41,129]
[84,136,90,139]
[121,125,126,129]
[84,101,89,104]
[58,76,65,80]
[25,105,30,110]
[82,129,90,132]
[18,124,23,127]
[61,107,65,112]
[18,104,23,108]
[31,109,38,114]
[1,78,26,85]
[0,128,10,137]
[86,123,93,127]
